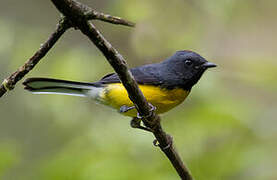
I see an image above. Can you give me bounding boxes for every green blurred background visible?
[0,0,276,179]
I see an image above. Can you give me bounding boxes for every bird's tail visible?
[23,77,103,98]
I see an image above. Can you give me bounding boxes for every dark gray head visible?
[161,50,216,90]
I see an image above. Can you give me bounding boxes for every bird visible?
[23,50,216,119]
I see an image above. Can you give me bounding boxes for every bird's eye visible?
[185,59,193,66]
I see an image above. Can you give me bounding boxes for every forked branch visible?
[0,6,133,98]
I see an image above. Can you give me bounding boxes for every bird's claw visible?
[137,103,156,119]
[130,118,153,132]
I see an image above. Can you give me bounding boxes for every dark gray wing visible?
[97,64,163,86]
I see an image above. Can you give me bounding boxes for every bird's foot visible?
[122,103,157,133]
[130,117,153,132]
[136,103,156,119]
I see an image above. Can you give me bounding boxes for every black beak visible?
[202,62,217,68]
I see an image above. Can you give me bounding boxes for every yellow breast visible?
[100,83,190,117]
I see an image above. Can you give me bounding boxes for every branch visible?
[0,17,71,98]
[50,0,193,179]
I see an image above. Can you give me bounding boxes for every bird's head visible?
[163,50,216,90]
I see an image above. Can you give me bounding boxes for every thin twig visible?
[50,0,193,179]
[0,17,71,98]
[85,9,135,27]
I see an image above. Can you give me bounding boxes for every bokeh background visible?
[0,0,276,179]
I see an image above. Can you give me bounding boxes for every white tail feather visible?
[23,78,104,99]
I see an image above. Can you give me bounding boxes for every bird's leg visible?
[121,103,157,132]
[130,117,153,132]
[119,105,135,113]
[131,103,157,132]
[120,105,152,132]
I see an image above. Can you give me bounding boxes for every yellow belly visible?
[100,83,190,117]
